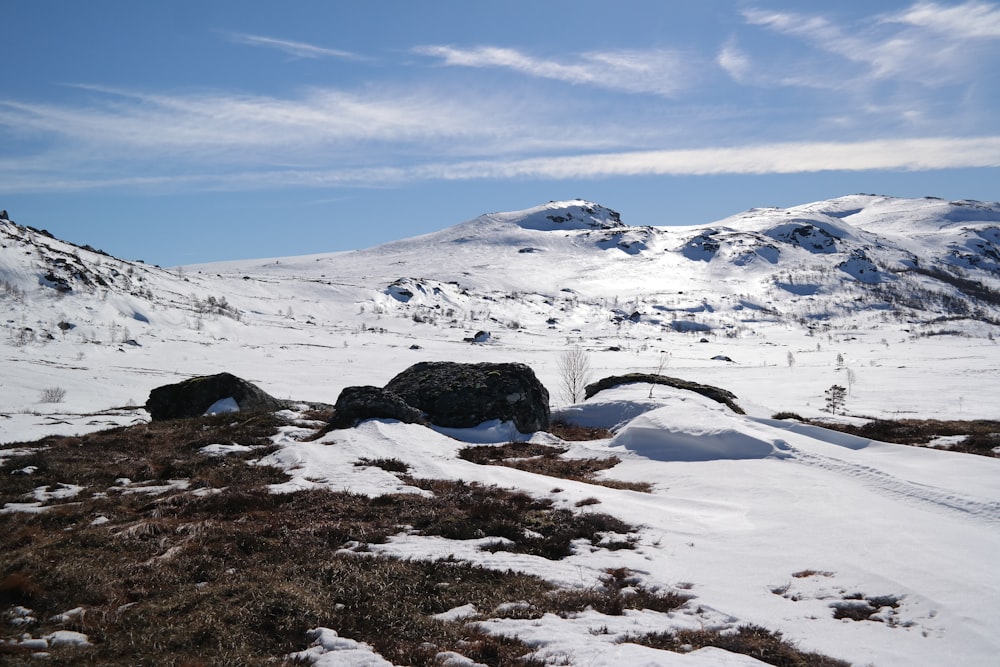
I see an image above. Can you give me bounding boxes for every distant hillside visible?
[4,195,1000,355]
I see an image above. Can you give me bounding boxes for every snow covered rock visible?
[330,385,428,429]
[464,330,492,344]
[145,372,285,421]
[384,361,550,432]
[510,200,624,231]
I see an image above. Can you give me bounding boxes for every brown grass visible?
[808,418,1000,457]
[544,567,691,617]
[831,594,901,622]
[791,570,834,578]
[0,413,670,665]
[459,442,652,493]
[0,411,851,667]
[623,624,850,667]
[402,478,637,560]
[547,420,613,441]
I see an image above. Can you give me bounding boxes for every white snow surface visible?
[2,196,1000,665]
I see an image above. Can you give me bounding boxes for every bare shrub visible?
[39,386,66,403]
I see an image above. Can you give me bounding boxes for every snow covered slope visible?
[193,194,1000,333]
[3,195,1000,426]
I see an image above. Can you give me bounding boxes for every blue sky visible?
[2,0,999,265]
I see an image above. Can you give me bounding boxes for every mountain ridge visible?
[4,194,1000,347]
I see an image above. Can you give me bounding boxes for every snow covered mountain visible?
[4,195,1000,347]
[2,197,1000,666]
[3,193,1000,426]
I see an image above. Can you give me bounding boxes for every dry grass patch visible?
[1,411,287,504]
[354,457,410,473]
[544,567,690,617]
[402,478,638,560]
[791,569,834,578]
[830,593,902,622]
[623,624,850,667]
[1,481,560,665]
[547,420,613,441]
[809,418,1000,457]
[2,411,846,666]
[0,413,667,665]
[459,442,652,493]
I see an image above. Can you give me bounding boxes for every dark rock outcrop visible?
[385,361,550,432]
[584,373,744,414]
[329,385,427,429]
[145,372,285,421]
[463,330,492,343]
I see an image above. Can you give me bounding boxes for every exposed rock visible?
[145,372,285,421]
[329,385,427,429]
[385,361,550,432]
[463,330,492,343]
[40,271,72,293]
[584,373,744,414]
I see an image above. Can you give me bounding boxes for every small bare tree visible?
[558,347,592,405]
[649,351,670,398]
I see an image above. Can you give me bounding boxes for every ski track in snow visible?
[787,444,1000,526]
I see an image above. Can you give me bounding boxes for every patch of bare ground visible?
[459,441,652,492]
[622,623,851,667]
[0,413,649,665]
[804,417,1000,457]
[0,412,845,666]
[547,420,613,441]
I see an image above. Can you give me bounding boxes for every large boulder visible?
[329,385,427,429]
[146,372,285,421]
[384,361,550,432]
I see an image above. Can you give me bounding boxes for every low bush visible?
[39,386,67,403]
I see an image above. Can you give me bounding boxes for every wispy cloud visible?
[228,32,362,60]
[4,136,998,193]
[739,3,997,84]
[716,40,752,83]
[0,83,652,190]
[0,85,511,157]
[887,1,1000,38]
[414,45,691,97]
[402,136,1000,181]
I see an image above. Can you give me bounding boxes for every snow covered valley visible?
[2,196,999,665]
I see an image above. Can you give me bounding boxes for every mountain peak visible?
[490,200,625,231]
